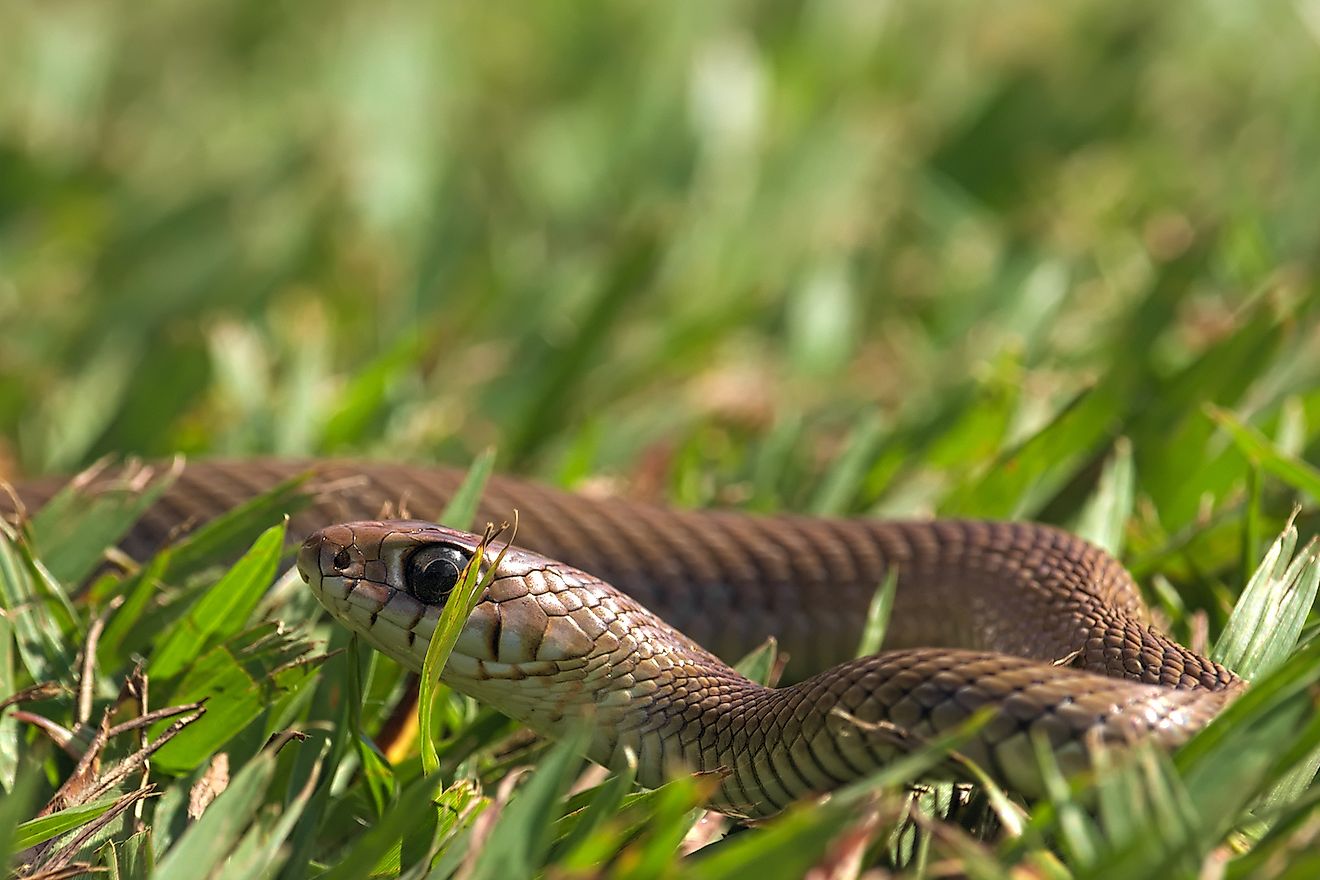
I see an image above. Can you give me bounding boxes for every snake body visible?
[5,459,1242,817]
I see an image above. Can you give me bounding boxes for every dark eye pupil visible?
[407,546,468,604]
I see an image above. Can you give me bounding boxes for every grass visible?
[2,1,1320,876]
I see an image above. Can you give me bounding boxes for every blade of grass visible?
[315,770,446,880]
[152,623,320,772]
[1073,437,1134,555]
[940,381,1123,519]
[551,749,639,862]
[808,409,886,515]
[419,518,512,776]
[0,521,76,681]
[855,570,898,658]
[1212,511,1320,678]
[154,748,279,880]
[733,637,780,686]
[347,636,396,818]
[12,794,124,851]
[1208,405,1320,501]
[150,519,288,680]
[156,472,314,579]
[465,725,592,879]
[413,449,500,778]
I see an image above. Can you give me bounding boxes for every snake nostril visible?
[333,547,352,571]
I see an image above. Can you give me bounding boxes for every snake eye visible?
[405,544,470,605]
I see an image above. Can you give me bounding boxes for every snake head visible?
[296,520,620,681]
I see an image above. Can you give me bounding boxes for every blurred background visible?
[1,1,1318,550]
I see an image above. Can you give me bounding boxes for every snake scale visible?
[4,459,1242,817]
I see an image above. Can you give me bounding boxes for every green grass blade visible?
[439,447,496,532]
[855,570,898,658]
[159,472,314,579]
[808,409,886,515]
[11,794,122,851]
[152,622,321,772]
[940,382,1123,519]
[1208,405,1320,502]
[0,521,76,681]
[551,751,639,863]
[154,749,279,880]
[1073,437,1134,555]
[418,531,504,776]
[347,636,396,818]
[223,745,327,880]
[317,772,447,880]
[466,726,592,879]
[417,451,498,775]
[1212,513,1320,678]
[150,519,287,680]
[733,636,780,685]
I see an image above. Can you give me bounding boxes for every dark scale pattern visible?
[7,460,1247,817]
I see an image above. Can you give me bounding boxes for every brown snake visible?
[5,459,1243,817]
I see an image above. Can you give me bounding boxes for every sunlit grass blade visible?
[418,517,512,776]
[0,520,77,681]
[94,472,315,668]
[691,710,997,877]
[151,622,321,772]
[11,794,124,851]
[0,612,16,790]
[154,748,279,880]
[221,742,326,880]
[855,570,898,658]
[155,471,314,580]
[1073,437,1134,555]
[551,749,639,863]
[1212,511,1320,678]
[554,773,722,872]
[150,519,287,680]
[1172,637,1320,851]
[413,450,499,778]
[439,447,496,532]
[317,330,427,450]
[808,409,886,515]
[940,382,1122,519]
[607,773,710,878]
[733,636,780,686]
[1030,732,1101,870]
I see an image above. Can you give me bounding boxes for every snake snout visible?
[296,535,321,584]
[296,524,368,588]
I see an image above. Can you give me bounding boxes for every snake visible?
[4,458,1243,818]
